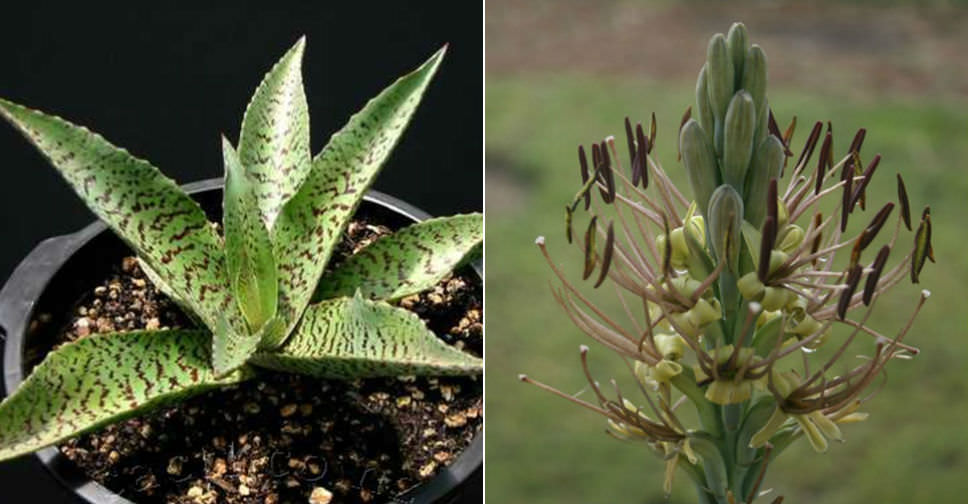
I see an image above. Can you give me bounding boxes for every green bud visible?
[686,215,706,247]
[777,224,805,254]
[654,333,686,361]
[633,360,657,389]
[669,311,699,337]
[680,119,720,217]
[741,45,767,118]
[708,184,744,272]
[761,286,792,311]
[688,297,723,328]
[744,135,784,227]
[706,379,753,405]
[790,313,822,336]
[737,271,765,300]
[706,33,734,127]
[769,249,789,275]
[669,227,690,269]
[726,23,749,85]
[722,91,756,190]
[668,275,704,298]
[651,359,684,383]
[695,65,715,141]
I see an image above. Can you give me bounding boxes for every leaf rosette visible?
[0,39,482,461]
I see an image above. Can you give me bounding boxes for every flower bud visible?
[687,297,723,328]
[680,119,720,217]
[789,313,822,337]
[726,22,749,81]
[651,360,684,383]
[744,135,784,227]
[634,360,658,390]
[708,184,744,272]
[686,215,706,247]
[777,224,804,254]
[706,33,734,128]
[768,249,789,275]
[654,333,686,361]
[668,275,704,298]
[722,91,756,190]
[737,271,766,301]
[760,286,792,311]
[706,379,753,405]
[695,65,715,142]
[741,44,767,120]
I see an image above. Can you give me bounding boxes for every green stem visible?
[671,369,722,440]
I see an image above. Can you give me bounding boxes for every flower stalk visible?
[524,22,932,503]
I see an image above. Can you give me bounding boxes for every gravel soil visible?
[27,218,482,504]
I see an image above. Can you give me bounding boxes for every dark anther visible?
[583,216,598,280]
[578,145,591,210]
[624,117,636,169]
[648,113,657,154]
[810,212,823,266]
[635,123,650,188]
[897,173,911,231]
[837,264,863,320]
[815,131,832,195]
[858,203,894,251]
[759,216,777,281]
[795,121,823,173]
[594,221,615,288]
[845,128,867,172]
[840,163,853,232]
[863,245,890,306]
[850,154,881,211]
[598,140,616,203]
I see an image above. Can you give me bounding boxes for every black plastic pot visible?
[0,178,482,504]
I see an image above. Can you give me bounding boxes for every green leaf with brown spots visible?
[266,47,446,349]
[238,37,312,229]
[0,98,237,336]
[222,138,278,336]
[313,213,482,302]
[250,293,482,378]
[0,330,251,462]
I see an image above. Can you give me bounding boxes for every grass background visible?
[485,1,968,502]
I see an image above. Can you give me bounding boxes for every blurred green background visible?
[485,1,968,503]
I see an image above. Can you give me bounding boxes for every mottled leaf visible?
[266,47,445,349]
[250,294,481,378]
[238,37,312,229]
[222,138,278,336]
[0,99,234,335]
[313,213,482,302]
[0,330,250,462]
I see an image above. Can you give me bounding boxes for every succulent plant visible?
[524,22,932,503]
[0,38,482,461]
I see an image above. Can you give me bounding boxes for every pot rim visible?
[0,178,482,504]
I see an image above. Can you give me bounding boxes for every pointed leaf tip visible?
[251,296,481,378]
[269,48,448,349]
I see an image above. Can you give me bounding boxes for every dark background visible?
[0,2,481,503]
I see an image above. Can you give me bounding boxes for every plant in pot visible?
[0,37,483,503]
[521,22,932,503]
